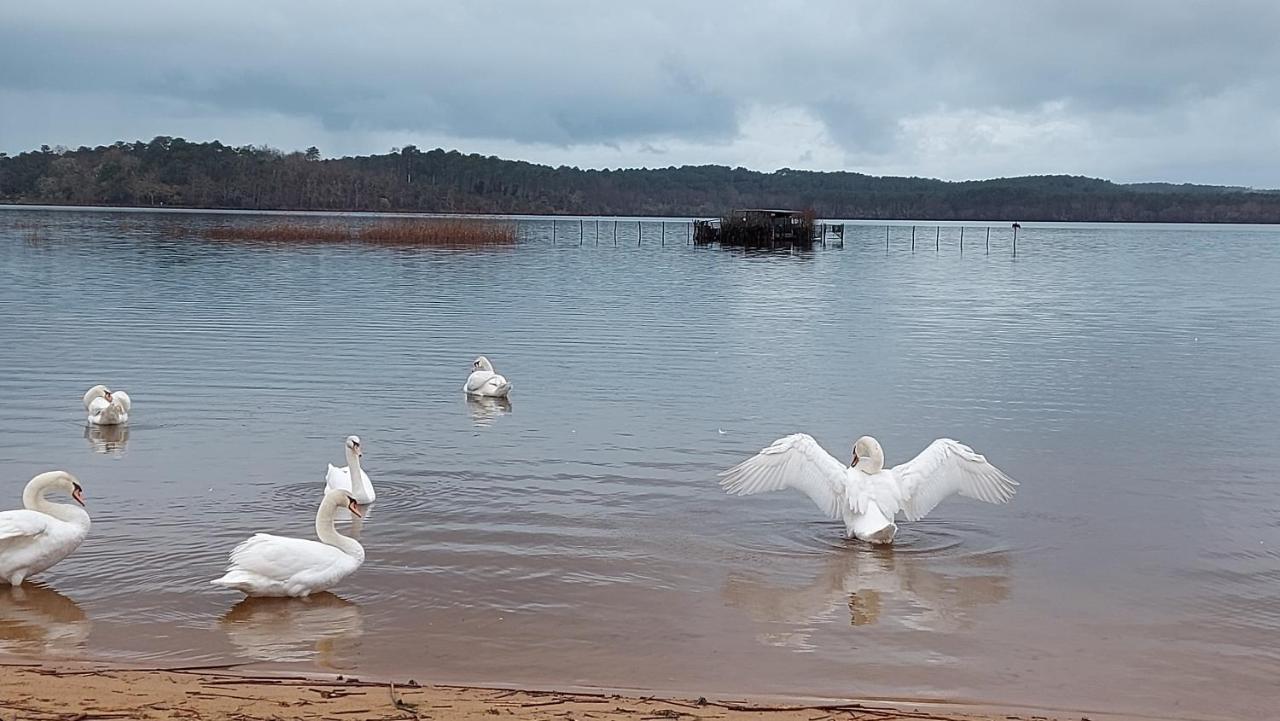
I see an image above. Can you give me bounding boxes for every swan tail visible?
[849,504,898,545]
[210,570,255,590]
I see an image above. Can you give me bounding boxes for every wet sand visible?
[0,663,1069,721]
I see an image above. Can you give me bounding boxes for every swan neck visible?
[316,499,364,560]
[83,385,108,409]
[24,478,89,527]
[862,454,884,474]
[347,447,368,496]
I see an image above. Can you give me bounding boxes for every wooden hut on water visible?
[694,208,818,247]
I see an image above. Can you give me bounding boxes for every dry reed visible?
[199,218,517,246]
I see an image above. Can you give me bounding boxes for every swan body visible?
[0,472,90,585]
[212,489,365,598]
[324,435,374,505]
[464,356,512,397]
[720,434,1018,545]
[83,385,130,425]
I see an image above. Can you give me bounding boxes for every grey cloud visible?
[1,1,1277,184]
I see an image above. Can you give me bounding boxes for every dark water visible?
[1,207,1277,719]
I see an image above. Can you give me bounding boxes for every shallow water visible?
[1,208,1278,719]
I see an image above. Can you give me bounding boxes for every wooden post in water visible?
[911,226,916,252]
[986,227,990,254]
[885,225,890,252]
[935,226,940,252]
[637,221,642,246]
[552,219,556,245]
[579,218,583,246]
[1012,223,1019,258]
[595,219,600,245]
[614,220,618,246]
[960,226,965,254]
[661,222,666,246]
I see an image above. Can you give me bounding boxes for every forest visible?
[2,137,1278,222]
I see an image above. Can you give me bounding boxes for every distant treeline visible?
[2,137,1279,222]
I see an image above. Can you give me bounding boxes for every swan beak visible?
[348,499,364,518]
[72,487,85,506]
[103,392,112,402]
[850,453,859,468]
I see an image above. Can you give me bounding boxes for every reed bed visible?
[198,218,518,245]
[12,220,47,245]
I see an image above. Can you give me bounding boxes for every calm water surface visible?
[1,208,1277,719]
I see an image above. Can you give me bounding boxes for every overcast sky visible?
[2,1,1277,186]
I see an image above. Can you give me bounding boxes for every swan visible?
[212,489,365,597]
[464,356,512,398]
[0,472,90,586]
[324,435,374,506]
[83,385,130,425]
[720,434,1018,545]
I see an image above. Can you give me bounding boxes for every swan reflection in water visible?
[723,540,1010,649]
[219,593,364,669]
[0,583,90,656]
[84,423,129,456]
[466,395,512,427]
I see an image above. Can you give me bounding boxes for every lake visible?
[1,207,1277,720]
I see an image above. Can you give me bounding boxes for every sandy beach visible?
[0,663,1074,721]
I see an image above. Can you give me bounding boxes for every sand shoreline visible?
[0,662,1083,721]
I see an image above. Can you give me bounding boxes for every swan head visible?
[345,435,363,459]
[323,488,364,518]
[345,493,363,518]
[28,471,86,506]
[851,436,885,474]
[472,356,494,372]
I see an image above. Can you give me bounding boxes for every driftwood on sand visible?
[0,663,1063,721]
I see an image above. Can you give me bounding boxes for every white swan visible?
[212,489,365,597]
[324,435,374,506]
[720,434,1018,545]
[0,472,90,585]
[464,356,512,397]
[83,385,130,426]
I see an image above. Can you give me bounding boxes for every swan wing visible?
[325,464,350,493]
[0,510,51,544]
[86,397,110,415]
[464,370,491,393]
[113,391,132,411]
[325,465,373,504]
[719,433,849,520]
[892,439,1019,522]
[224,533,348,582]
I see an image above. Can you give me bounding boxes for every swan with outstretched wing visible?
[719,434,1018,544]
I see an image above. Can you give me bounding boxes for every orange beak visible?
[348,499,364,518]
[72,488,86,506]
